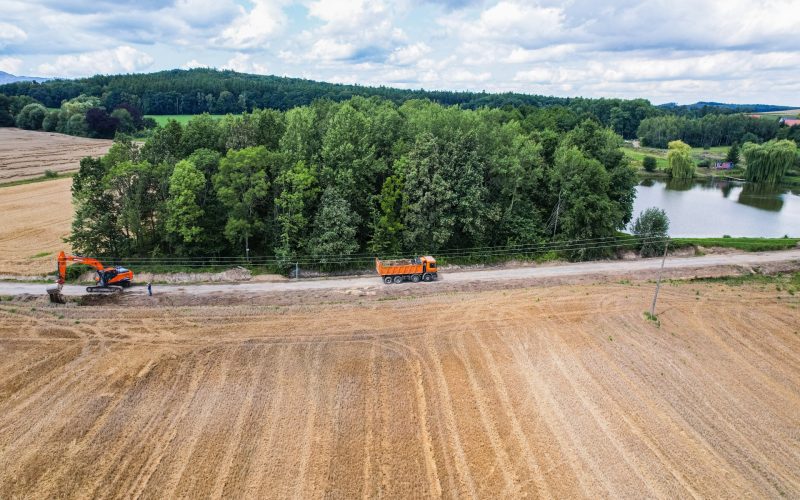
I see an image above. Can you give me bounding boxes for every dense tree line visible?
[0,68,662,138]
[68,97,637,265]
[1,93,150,138]
[636,114,782,148]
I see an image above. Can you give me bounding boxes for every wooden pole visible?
[650,240,669,316]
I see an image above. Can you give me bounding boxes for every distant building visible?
[779,117,800,127]
[715,162,734,170]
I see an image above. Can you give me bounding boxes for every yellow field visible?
[0,177,72,275]
[0,128,112,182]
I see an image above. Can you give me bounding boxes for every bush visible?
[631,207,670,257]
[642,155,657,172]
[43,170,59,178]
[15,103,47,130]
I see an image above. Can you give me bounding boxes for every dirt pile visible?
[0,279,798,497]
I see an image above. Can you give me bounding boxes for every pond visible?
[633,178,800,237]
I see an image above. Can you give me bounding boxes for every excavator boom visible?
[48,251,134,303]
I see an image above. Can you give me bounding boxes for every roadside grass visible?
[671,237,799,252]
[687,270,800,292]
[145,114,225,126]
[0,171,74,189]
[6,236,795,283]
[28,252,52,259]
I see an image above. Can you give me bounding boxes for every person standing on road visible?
[147,282,152,296]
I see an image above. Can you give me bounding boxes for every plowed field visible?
[0,128,112,182]
[1,280,799,497]
[0,177,72,275]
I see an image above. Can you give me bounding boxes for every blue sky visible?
[1,0,798,104]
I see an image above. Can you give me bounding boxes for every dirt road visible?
[1,277,798,497]
[4,248,799,297]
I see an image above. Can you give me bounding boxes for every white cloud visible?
[0,57,23,74]
[0,23,27,46]
[388,42,431,66]
[307,0,389,32]
[504,44,578,63]
[221,53,269,74]
[308,39,356,61]
[37,46,154,77]
[443,1,568,47]
[212,0,287,49]
[450,69,491,82]
[182,59,209,69]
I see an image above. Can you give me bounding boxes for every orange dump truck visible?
[375,256,438,284]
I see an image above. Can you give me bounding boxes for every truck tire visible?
[393,275,403,284]
[411,274,421,283]
[422,273,432,282]
[383,276,393,284]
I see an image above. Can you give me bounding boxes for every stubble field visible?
[0,177,72,275]
[0,128,112,182]
[1,280,798,498]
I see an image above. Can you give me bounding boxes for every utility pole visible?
[553,190,562,237]
[650,240,669,316]
[295,262,299,280]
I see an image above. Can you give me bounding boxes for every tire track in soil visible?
[421,334,479,498]
[470,331,553,498]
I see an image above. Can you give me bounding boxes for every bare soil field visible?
[0,128,112,182]
[1,279,798,497]
[0,177,72,275]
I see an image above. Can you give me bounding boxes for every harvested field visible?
[0,177,72,275]
[1,279,799,497]
[0,128,112,182]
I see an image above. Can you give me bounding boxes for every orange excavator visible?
[47,251,134,303]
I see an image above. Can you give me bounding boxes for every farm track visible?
[0,281,799,497]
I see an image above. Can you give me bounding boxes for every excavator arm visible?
[48,251,134,303]
[56,251,105,284]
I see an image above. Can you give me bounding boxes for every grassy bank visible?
[0,171,74,189]
[46,236,793,282]
[145,114,225,126]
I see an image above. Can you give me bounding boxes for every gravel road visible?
[3,249,799,297]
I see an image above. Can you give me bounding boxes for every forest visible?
[67,97,638,266]
[2,69,797,146]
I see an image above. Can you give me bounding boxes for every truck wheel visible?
[383,276,393,284]
[393,275,403,284]
[422,274,432,282]
[411,274,421,283]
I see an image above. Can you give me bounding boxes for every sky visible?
[1,0,799,104]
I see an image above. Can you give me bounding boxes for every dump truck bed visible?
[375,259,424,276]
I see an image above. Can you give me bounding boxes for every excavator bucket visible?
[47,286,66,304]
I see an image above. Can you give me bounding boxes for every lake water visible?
[633,178,800,237]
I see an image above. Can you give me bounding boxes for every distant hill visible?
[659,101,798,113]
[0,71,50,85]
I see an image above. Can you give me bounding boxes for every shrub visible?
[15,103,47,130]
[642,155,657,172]
[631,207,670,257]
